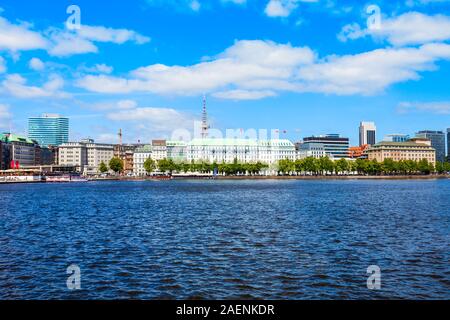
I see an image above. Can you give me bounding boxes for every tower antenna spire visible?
[118,128,123,146]
[201,95,209,139]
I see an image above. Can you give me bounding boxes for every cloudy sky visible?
[0,0,449,144]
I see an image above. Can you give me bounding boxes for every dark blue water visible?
[0,179,449,300]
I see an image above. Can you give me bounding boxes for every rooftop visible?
[0,133,36,144]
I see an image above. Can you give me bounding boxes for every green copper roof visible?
[135,145,152,152]
[0,133,35,144]
[374,141,435,148]
[187,138,295,147]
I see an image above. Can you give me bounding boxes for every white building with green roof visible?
[187,138,295,164]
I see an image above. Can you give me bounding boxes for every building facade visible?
[367,139,436,165]
[0,140,11,170]
[133,145,152,176]
[0,133,38,167]
[59,139,114,173]
[297,142,326,159]
[447,128,450,161]
[28,114,69,147]
[303,134,350,159]
[151,140,168,161]
[359,122,377,146]
[348,144,369,159]
[167,141,187,162]
[186,139,295,164]
[384,134,410,143]
[415,130,445,163]
[114,144,143,174]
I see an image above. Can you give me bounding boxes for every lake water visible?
[0,179,449,300]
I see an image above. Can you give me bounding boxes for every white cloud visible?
[296,43,450,95]
[81,63,114,74]
[29,57,45,71]
[338,12,450,46]
[406,0,450,7]
[190,0,201,11]
[0,17,48,52]
[47,25,150,57]
[0,104,12,129]
[76,40,450,97]
[398,101,450,114]
[107,105,195,133]
[1,73,69,99]
[0,56,6,73]
[264,0,318,18]
[76,40,315,98]
[0,15,150,57]
[265,0,295,17]
[212,89,277,100]
[89,99,138,111]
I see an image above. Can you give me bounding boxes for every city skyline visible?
[0,0,450,146]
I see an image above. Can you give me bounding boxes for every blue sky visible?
[0,0,449,145]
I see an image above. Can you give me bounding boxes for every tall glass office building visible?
[28,114,69,147]
[447,128,450,160]
[416,130,446,163]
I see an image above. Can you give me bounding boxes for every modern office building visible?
[447,128,450,160]
[28,114,69,147]
[415,130,446,162]
[359,122,376,146]
[186,139,295,164]
[384,134,410,143]
[58,139,114,173]
[303,134,350,159]
[367,138,436,165]
[297,142,326,159]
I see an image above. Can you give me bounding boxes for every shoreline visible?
[1,175,449,184]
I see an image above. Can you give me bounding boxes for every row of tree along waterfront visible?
[101,156,450,176]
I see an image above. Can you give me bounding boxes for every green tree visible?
[382,158,397,175]
[143,158,156,174]
[99,161,108,174]
[109,157,124,174]
[335,158,349,175]
[418,159,432,175]
[355,158,368,175]
[318,157,334,175]
[158,158,176,173]
[435,161,445,174]
[444,161,450,173]
[303,157,319,175]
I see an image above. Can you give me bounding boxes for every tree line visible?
[100,156,450,176]
[278,157,450,175]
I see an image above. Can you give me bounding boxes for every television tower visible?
[118,128,123,146]
[201,95,209,139]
